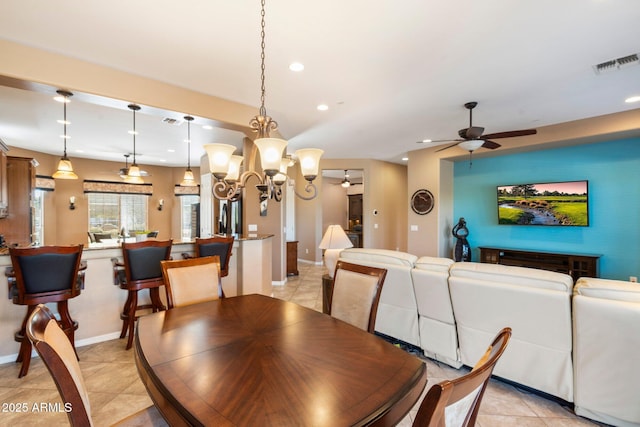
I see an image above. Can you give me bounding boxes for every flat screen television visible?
[497,180,589,226]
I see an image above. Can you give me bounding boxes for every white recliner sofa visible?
[448,262,575,402]
[338,248,420,347]
[573,277,640,427]
[411,256,460,368]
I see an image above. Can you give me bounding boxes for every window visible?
[180,195,200,240]
[32,189,45,246]
[88,193,148,236]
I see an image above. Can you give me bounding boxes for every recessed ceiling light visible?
[167,149,176,153]
[159,159,167,162]
[202,125,213,130]
[57,119,71,125]
[402,157,409,161]
[422,139,432,143]
[53,95,70,103]
[317,104,329,111]
[289,62,304,72]
[75,149,84,153]
[625,95,640,103]
[128,130,138,135]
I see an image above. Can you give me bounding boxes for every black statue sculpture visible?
[452,217,471,262]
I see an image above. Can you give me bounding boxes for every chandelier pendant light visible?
[125,104,144,184]
[52,90,78,180]
[204,0,323,203]
[180,116,197,187]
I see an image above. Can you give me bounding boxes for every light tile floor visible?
[0,262,606,426]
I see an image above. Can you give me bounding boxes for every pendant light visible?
[125,104,144,184]
[180,116,197,187]
[52,90,78,179]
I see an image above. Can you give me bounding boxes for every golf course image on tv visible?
[497,180,589,226]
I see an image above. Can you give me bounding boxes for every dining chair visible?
[114,239,172,349]
[8,244,84,378]
[161,255,223,309]
[26,304,168,427]
[412,327,512,427]
[182,235,234,277]
[330,260,387,333]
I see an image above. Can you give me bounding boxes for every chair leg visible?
[149,287,166,312]
[15,305,36,378]
[125,291,138,350]
[120,291,133,339]
[56,300,79,361]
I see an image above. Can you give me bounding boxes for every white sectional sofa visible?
[573,277,640,427]
[448,262,575,402]
[337,247,640,426]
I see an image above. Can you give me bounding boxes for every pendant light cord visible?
[62,96,68,157]
[259,0,266,118]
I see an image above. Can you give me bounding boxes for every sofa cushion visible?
[415,256,454,273]
[450,262,573,293]
[340,248,417,268]
[574,277,640,302]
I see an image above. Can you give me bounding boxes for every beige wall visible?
[321,177,349,232]
[296,158,408,263]
[7,145,199,246]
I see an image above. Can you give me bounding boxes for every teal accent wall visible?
[453,137,640,280]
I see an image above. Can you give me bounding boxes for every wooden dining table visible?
[134,294,427,426]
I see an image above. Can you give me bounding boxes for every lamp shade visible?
[319,225,353,278]
[180,169,197,186]
[254,137,287,176]
[52,157,78,180]
[204,143,236,179]
[225,155,244,182]
[319,225,353,250]
[295,148,324,181]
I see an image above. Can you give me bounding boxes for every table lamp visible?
[319,225,354,278]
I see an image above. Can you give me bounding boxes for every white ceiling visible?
[0,0,639,168]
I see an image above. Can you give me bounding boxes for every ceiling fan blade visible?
[481,140,501,149]
[465,126,484,139]
[482,129,537,139]
[435,142,461,152]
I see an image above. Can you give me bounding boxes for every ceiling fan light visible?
[128,164,142,178]
[341,179,351,188]
[459,140,484,152]
[124,175,144,184]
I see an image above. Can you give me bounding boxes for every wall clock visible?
[410,189,434,215]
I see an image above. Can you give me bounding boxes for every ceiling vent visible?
[593,53,639,74]
[162,117,183,126]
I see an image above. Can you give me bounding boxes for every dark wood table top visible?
[134,294,427,427]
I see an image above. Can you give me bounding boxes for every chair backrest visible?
[121,240,173,285]
[412,327,512,427]
[330,260,387,333]
[9,245,84,305]
[26,304,93,427]
[161,256,223,309]
[194,236,234,277]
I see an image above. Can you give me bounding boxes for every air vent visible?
[162,117,183,126]
[593,53,639,74]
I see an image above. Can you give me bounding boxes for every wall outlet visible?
[410,225,418,231]
[630,276,638,283]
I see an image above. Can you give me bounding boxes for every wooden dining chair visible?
[9,244,84,378]
[26,304,167,427]
[330,260,387,333]
[183,235,234,277]
[412,327,512,427]
[161,255,224,309]
[114,239,172,349]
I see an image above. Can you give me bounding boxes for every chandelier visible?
[204,0,323,203]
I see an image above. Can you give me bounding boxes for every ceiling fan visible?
[422,102,537,154]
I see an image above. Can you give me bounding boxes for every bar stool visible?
[113,239,172,349]
[8,244,84,378]
[183,236,234,277]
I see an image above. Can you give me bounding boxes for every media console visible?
[479,246,600,282]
